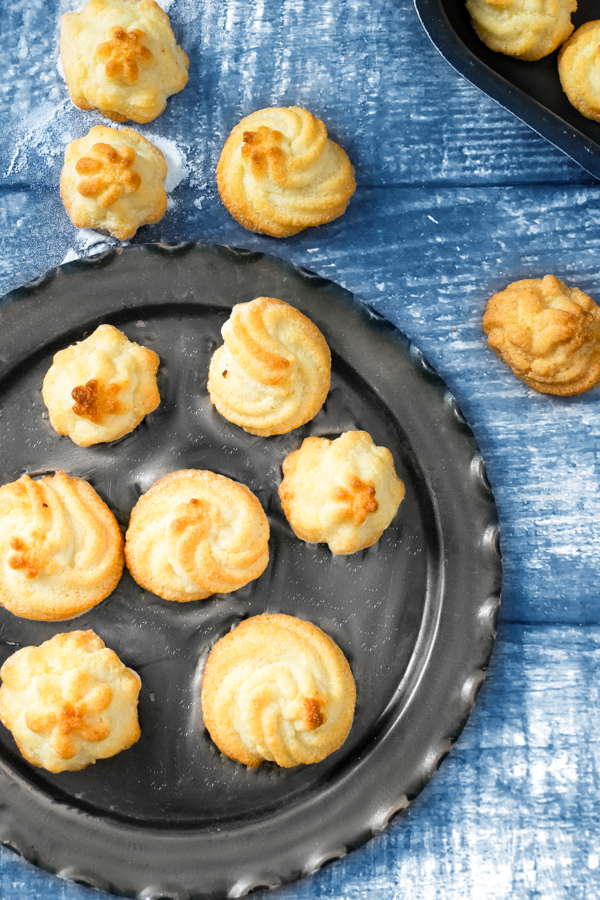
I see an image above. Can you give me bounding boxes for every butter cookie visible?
[60,0,188,123]
[217,106,355,237]
[202,613,356,768]
[0,472,124,621]
[125,470,270,602]
[467,0,576,61]
[60,125,168,240]
[558,21,600,122]
[43,323,160,447]
[483,275,600,394]
[0,630,141,773]
[208,297,331,436]
[279,431,405,554]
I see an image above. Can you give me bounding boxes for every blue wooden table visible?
[2,0,600,897]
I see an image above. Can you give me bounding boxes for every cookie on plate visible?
[466,0,576,61]
[60,0,189,123]
[0,630,141,773]
[207,297,331,436]
[216,106,356,237]
[558,21,600,122]
[60,125,168,240]
[125,470,270,602]
[202,613,356,768]
[482,274,600,395]
[279,431,405,554]
[0,471,124,621]
[43,323,160,447]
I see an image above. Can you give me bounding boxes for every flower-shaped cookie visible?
[60,0,189,123]
[0,630,141,772]
[279,431,405,554]
[558,21,600,122]
[467,0,576,61]
[482,275,600,394]
[43,323,160,447]
[217,106,356,237]
[0,472,124,621]
[125,470,270,602]
[60,125,167,240]
[207,297,331,436]
[202,614,356,768]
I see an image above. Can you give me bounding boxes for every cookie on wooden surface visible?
[466,0,576,61]
[483,275,600,395]
[0,630,141,773]
[43,323,160,447]
[279,431,405,555]
[60,125,168,240]
[202,613,356,768]
[216,106,355,237]
[207,297,331,436]
[0,472,124,621]
[558,21,600,122]
[125,470,270,602]
[60,0,188,123]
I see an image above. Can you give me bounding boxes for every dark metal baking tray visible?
[414,0,600,180]
[0,244,500,899]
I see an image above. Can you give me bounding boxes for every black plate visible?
[414,0,600,180]
[0,244,500,899]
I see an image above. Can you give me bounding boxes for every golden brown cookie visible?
[0,472,124,621]
[216,106,356,237]
[466,0,576,61]
[60,0,189,124]
[43,323,160,447]
[207,297,331,436]
[279,431,405,554]
[202,613,356,768]
[125,470,270,602]
[60,125,168,240]
[558,21,600,121]
[482,275,600,395]
[0,630,141,773]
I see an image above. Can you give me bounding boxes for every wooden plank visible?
[0,0,591,189]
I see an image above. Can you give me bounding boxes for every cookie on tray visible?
[207,297,331,436]
[279,430,405,555]
[466,0,576,61]
[0,471,124,621]
[60,0,189,123]
[202,613,356,768]
[60,125,168,241]
[558,21,600,122]
[125,470,270,602]
[217,106,355,237]
[482,274,600,395]
[43,323,160,447]
[0,630,141,773]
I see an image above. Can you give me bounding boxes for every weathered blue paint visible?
[1,0,599,897]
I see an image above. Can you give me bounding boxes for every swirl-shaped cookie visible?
[125,470,270,602]
[43,323,160,447]
[483,275,600,394]
[207,297,331,436]
[0,630,141,772]
[467,0,576,61]
[558,21,600,122]
[0,472,124,621]
[60,126,168,240]
[202,614,356,768]
[279,431,405,554]
[60,0,189,123]
[216,106,356,237]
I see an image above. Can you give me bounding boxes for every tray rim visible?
[0,242,501,900]
[413,0,600,181]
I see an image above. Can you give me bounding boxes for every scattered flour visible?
[61,248,80,264]
[143,133,189,192]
